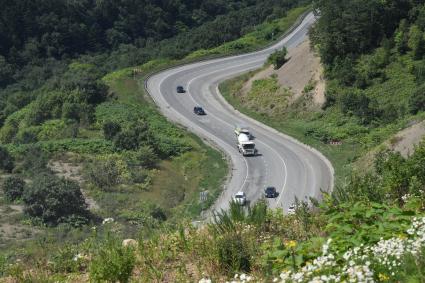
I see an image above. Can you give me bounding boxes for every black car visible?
[176,85,185,93]
[194,106,206,115]
[264,186,278,198]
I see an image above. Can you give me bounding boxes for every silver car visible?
[233,191,247,205]
[288,203,296,215]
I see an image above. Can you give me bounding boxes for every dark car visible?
[176,85,185,93]
[264,186,278,198]
[194,106,206,115]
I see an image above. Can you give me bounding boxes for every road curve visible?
[146,12,334,213]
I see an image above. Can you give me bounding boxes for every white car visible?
[233,191,247,205]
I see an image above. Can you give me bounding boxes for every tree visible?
[0,146,14,172]
[395,19,410,54]
[339,90,375,123]
[103,121,122,140]
[267,47,288,69]
[0,55,14,87]
[408,25,425,59]
[22,174,89,226]
[2,176,25,202]
[62,102,81,121]
[409,83,425,114]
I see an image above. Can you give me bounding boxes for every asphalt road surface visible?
[146,12,334,213]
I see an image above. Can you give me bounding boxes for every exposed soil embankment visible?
[241,38,325,106]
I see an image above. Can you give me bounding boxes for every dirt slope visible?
[389,121,425,157]
[241,38,325,105]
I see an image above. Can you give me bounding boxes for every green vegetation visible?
[268,47,288,69]
[89,237,136,283]
[0,146,14,172]
[1,141,425,281]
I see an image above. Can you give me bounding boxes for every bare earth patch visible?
[0,204,39,246]
[354,120,425,172]
[388,120,425,157]
[241,38,325,106]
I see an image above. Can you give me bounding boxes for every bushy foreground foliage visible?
[89,237,136,283]
[1,144,425,281]
[2,192,424,282]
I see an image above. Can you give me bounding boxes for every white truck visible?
[237,133,257,156]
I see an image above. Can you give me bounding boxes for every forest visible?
[311,0,425,122]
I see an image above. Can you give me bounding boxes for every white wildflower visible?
[102,217,114,224]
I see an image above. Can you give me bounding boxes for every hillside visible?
[0,0,310,230]
[1,0,425,282]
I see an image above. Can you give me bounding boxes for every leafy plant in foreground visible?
[89,237,136,283]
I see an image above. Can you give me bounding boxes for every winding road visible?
[146,12,334,213]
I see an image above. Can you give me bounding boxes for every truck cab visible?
[234,125,252,139]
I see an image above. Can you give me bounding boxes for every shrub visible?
[89,237,136,283]
[2,176,25,202]
[216,233,251,274]
[49,245,81,273]
[85,156,130,189]
[15,128,39,144]
[20,145,49,174]
[22,174,89,226]
[267,47,288,69]
[152,135,192,158]
[0,145,14,172]
[125,146,158,168]
[113,123,151,151]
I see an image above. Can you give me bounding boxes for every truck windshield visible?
[243,144,255,149]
